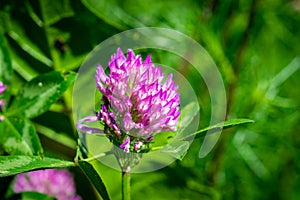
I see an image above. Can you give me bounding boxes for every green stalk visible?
[122,171,131,200]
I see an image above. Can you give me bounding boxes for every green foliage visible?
[150,101,200,150]
[6,191,55,200]
[78,161,110,200]
[154,102,253,160]
[177,101,200,137]
[19,192,55,200]
[7,71,76,118]
[0,156,73,177]
[0,117,42,155]
[161,141,190,161]
[181,118,255,140]
[81,0,144,29]
[0,71,75,156]
[0,0,299,199]
[0,35,12,85]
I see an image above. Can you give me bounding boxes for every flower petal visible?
[76,124,104,134]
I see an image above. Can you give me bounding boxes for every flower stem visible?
[122,171,131,200]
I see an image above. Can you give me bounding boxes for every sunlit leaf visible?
[149,131,174,149]
[175,101,199,139]
[0,117,43,156]
[150,102,199,149]
[7,71,76,118]
[0,155,74,177]
[181,118,254,140]
[161,141,190,161]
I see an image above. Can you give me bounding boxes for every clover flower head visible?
[77,48,180,153]
[13,169,81,200]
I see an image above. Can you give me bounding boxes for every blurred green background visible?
[1,0,300,199]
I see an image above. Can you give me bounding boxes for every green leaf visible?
[0,155,74,177]
[25,1,44,27]
[150,102,200,149]
[0,33,13,110]
[8,71,76,118]
[78,160,110,200]
[7,24,53,67]
[6,192,55,200]
[266,57,300,100]
[176,101,200,139]
[158,119,254,160]
[0,33,12,84]
[0,117,43,156]
[40,0,74,26]
[21,192,55,200]
[150,131,175,149]
[181,118,254,141]
[34,123,76,150]
[161,141,190,161]
[8,46,39,81]
[81,0,144,30]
